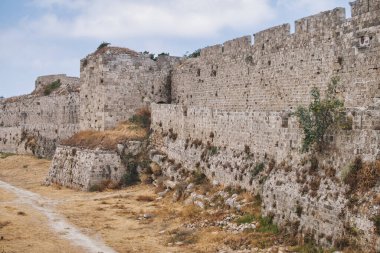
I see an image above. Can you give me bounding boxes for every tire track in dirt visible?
[0,180,117,253]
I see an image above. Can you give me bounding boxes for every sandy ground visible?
[0,155,228,253]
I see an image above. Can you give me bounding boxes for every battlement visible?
[295,8,346,34]
[351,0,380,16]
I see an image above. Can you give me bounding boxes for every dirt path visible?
[0,180,116,253]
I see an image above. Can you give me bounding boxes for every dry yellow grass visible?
[61,122,148,150]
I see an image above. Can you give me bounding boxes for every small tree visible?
[294,78,344,152]
[188,49,201,58]
[97,42,110,50]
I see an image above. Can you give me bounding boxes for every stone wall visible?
[79,47,180,131]
[33,74,80,96]
[45,146,125,190]
[150,1,380,251]
[45,140,146,191]
[151,103,379,192]
[0,75,80,157]
[171,7,380,111]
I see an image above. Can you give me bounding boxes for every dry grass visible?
[180,205,203,220]
[136,195,156,202]
[356,160,380,192]
[61,122,148,150]
[344,159,380,194]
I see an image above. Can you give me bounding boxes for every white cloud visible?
[276,0,348,16]
[28,0,275,39]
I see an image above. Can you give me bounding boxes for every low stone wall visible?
[45,146,125,190]
[45,140,146,191]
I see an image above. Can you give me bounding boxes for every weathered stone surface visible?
[149,2,380,251]
[45,146,126,190]
[79,47,180,131]
[0,75,80,157]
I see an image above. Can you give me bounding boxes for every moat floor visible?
[0,155,251,253]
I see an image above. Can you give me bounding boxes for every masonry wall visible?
[79,47,180,131]
[0,75,80,157]
[151,1,380,250]
[45,146,125,190]
[172,8,380,111]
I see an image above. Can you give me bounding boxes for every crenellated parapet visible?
[294,8,346,35]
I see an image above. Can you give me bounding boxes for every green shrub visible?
[342,157,362,191]
[373,215,380,235]
[191,169,207,185]
[0,153,15,159]
[236,214,255,225]
[121,153,140,186]
[209,146,218,156]
[44,79,61,95]
[294,78,344,152]
[97,42,110,50]
[188,49,201,58]
[121,162,139,186]
[129,107,151,129]
[158,52,169,57]
[293,243,324,253]
[257,216,279,234]
[251,162,264,177]
[89,184,103,192]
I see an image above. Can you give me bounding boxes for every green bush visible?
[373,215,380,235]
[129,108,151,129]
[294,78,344,152]
[158,52,169,57]
[188,49,201,58]
[191,169,207,185]
[97,42,110,50]
[257,216,279,234]
[0,153,15,159]
[236,214,255,225]
[251,162,264,177]
[89,184,103,192]
[294,243,324,253]
[121,160,140,186]
[209,146,218,156]
[44,79,61,95]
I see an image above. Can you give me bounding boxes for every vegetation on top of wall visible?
[187,49,201,58]
[62,108,150,150]
[294,77,344,153]
[97,42,110,50]
[129,107,151,129]
[44,79,61,96]
[158,52,170,57]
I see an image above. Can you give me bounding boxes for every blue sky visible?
[0,0,351,98]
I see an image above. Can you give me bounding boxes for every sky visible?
[0,0,351,98]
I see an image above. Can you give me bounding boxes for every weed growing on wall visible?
[97,42,110,50]
[129,107,151,129]
[294,78,344,152]
[44,79,61,96]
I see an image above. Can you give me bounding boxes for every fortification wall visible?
[0,77,80,157]
[172,6,380,111]
[33,74,80,95]
[152,2,380,250]
[79,47,180,131]
[45,140,146,190]
[45,146,124,190]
